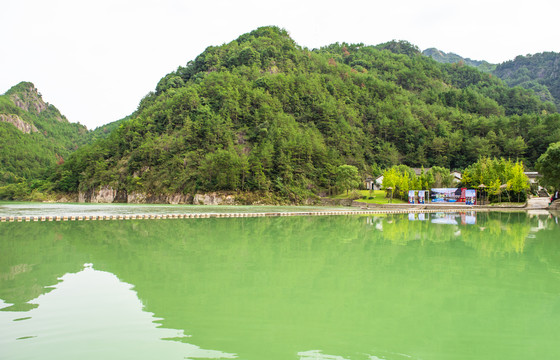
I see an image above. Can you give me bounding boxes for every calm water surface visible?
[1,211,559,360]
[0,202,352,217]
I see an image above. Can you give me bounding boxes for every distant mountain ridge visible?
[494,52,560,109]
[422,48,497,72]
[424,48,560,110]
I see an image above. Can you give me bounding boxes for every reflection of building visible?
[366,216,384,231]
[431,213,459,225]
[408,213,429,221]
[430,212,477,225]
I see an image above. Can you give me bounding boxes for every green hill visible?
[0,82,87,186]
[85,116,129,143]
[424,48,560,111]
[51,27,560,202]
[422,48,497,73]
[493,52,560,110]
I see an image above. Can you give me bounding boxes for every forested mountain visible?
[85,116,129,143]
[424,49,560,111]
[422,48,497,73]
[0,82,87,185]
[51,26,560,202]
[494,52,560,110]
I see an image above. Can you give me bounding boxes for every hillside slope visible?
[493,52,560,110]
[53,27,560,202]
[422,48,497,72]
[0,82,87,184]
[424,48,560,111]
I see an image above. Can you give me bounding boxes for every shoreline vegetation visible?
[0,189,530,207]
[1,206,557,224]
[2,188,558,222]
[2,27,559,205]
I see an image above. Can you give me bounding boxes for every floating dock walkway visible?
[0,208,486,223]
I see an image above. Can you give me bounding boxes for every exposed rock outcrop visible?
[79,186,118,203]
[193,193,235,205]
[79,187,231,205]
[0,114,38,133]
[127,192,193,204]
[10,83,48,114]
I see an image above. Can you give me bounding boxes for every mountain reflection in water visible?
[0,264,235,360]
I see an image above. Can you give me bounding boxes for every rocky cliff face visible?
[78,186,119,203]
[0,114,38,133]
[10,83,48,114]
[0,81,88,184]
[4,81,66,122]
[193,193,235,205]
[78,186,235,205]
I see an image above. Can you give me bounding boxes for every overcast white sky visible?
[2,0,559,129]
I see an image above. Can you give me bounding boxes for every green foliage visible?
[425,49,559,111]
[508,161,531,202]
[423,48,497,72]
[494,52,560,111]
[382,166,412,200]
[536,142,560,190]
[0,82,88,188]
[335,165,360,195]
[45,27,560,201]
[427,166,454,187]
[382,165,455,201]
[462,157,530,202]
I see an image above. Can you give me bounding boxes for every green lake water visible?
[1,210,559,360]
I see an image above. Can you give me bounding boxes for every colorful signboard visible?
[465,189,476,205]
[430,188,462,203]
[430,188,476,204]
[418,190,425,204]
[408,190,415,204]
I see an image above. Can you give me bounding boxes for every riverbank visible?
[350,196,554,211]
[351,202,526,211]
[0,208,485,223]
[1,205,556,223]
[1,197,556,223]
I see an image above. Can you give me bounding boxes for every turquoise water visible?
[1,211,559,359]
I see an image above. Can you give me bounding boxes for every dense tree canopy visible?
[46,27,560,201]
[425,48,560,111]
[494,52,560,111]
[536,142,560,190]
[462,157,530,202]
[0,82,87,188]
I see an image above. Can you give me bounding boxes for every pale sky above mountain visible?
[2,0,558,129]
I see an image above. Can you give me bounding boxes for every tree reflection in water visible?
[1,212,559,360]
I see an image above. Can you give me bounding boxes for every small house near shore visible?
[364,175,384,190]
[451,171,462,184]
[524,172,541,185]
[412,167,431,176]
